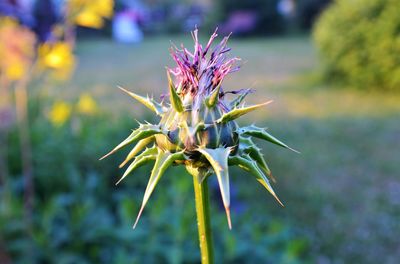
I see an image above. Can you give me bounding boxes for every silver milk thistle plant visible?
[101,29,298,263]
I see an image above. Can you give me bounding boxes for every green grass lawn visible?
[70,36,400,118]
[65,36,400,262]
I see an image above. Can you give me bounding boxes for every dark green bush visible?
[313,0,400,91]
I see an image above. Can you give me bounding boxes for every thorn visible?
[133,205,145,229]
[288,146,301,154]
[119,159,128,168]
[269,173,277,184]
[117,85,128,93]
[99,149,115,160]
[225,207,232,230]
[273,194,284,207]
[260,100,273,107]
[115,176,124,186]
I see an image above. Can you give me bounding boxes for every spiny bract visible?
[101,29,298,229]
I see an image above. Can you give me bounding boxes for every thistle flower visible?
[48,100,72,127]
[37,41,75,80]
[76,93,98,115]
[102,29,298,231]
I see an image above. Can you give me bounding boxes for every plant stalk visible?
[14,77,34,224]
[193,176,214,264]
[0,73,10,192]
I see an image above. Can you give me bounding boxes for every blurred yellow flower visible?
[77,93,98,115]
[38,42,75,80]
[49,101,72,127]
[69,0,114,29]
[0,17,36,81]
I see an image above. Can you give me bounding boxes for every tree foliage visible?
[314,0,400,91]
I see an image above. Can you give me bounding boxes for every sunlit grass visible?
[65,36,400,120]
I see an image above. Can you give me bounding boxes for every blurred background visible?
[1,0,399,263]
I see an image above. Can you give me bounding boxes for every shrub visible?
[313,0,400,91]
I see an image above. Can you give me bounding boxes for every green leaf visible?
[118,86,166,116]
[116,147,158,185]
[197,147,233,229]
[100,124,164,160]
[237,125,300,153]
[167,71,184,112]
[216,100,273,123]
[229,89,252,109]
[228,155,283,206]
[205,83,221,108]
[239,136,275,182]
[237,135,254,150]
[119,136,155,168]
[133,150,185,228]
[247,147,276,182]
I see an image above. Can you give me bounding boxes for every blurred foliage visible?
[0,94,310,263]
[313,0,400,91]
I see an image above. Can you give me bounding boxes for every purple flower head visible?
[168,28,241,100]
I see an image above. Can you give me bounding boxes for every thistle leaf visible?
[239,136,275,182]
[116,147,158,185]
[100,124,164,160]
[237,125,300,153]
[133,150,185,228]
[205,83,221,108]
[247,147,276,183]
[228,155,283,206]
[197,147,233,229]
[118,86,166,116]
[216,100,273,123]
[167,71,184,112]
[119,136,155,168]
[237,135,254,150]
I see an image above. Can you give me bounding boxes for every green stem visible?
[193,176,214,264]
[15,77,34,226]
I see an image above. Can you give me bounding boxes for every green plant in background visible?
[102,29,297,263]
[0,0,114,226]
[314,0,400,91]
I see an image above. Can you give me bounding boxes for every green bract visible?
[101,29,298,229]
